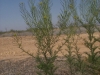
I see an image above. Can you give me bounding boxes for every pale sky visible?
[0,0,79,31]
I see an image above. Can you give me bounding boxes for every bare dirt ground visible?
[0,32,100,60]
[0,32,100,75]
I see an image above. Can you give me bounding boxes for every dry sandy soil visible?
[0,32,100,60]
[0,32,100,75]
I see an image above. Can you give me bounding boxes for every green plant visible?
[58,0,84,75]
[12,0,100,75]
[78,0,100,75]
[58,0,100,75]
[18,0,62,75]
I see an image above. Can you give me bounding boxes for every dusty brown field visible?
[0,32,100,75]
[0,32,100,60]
